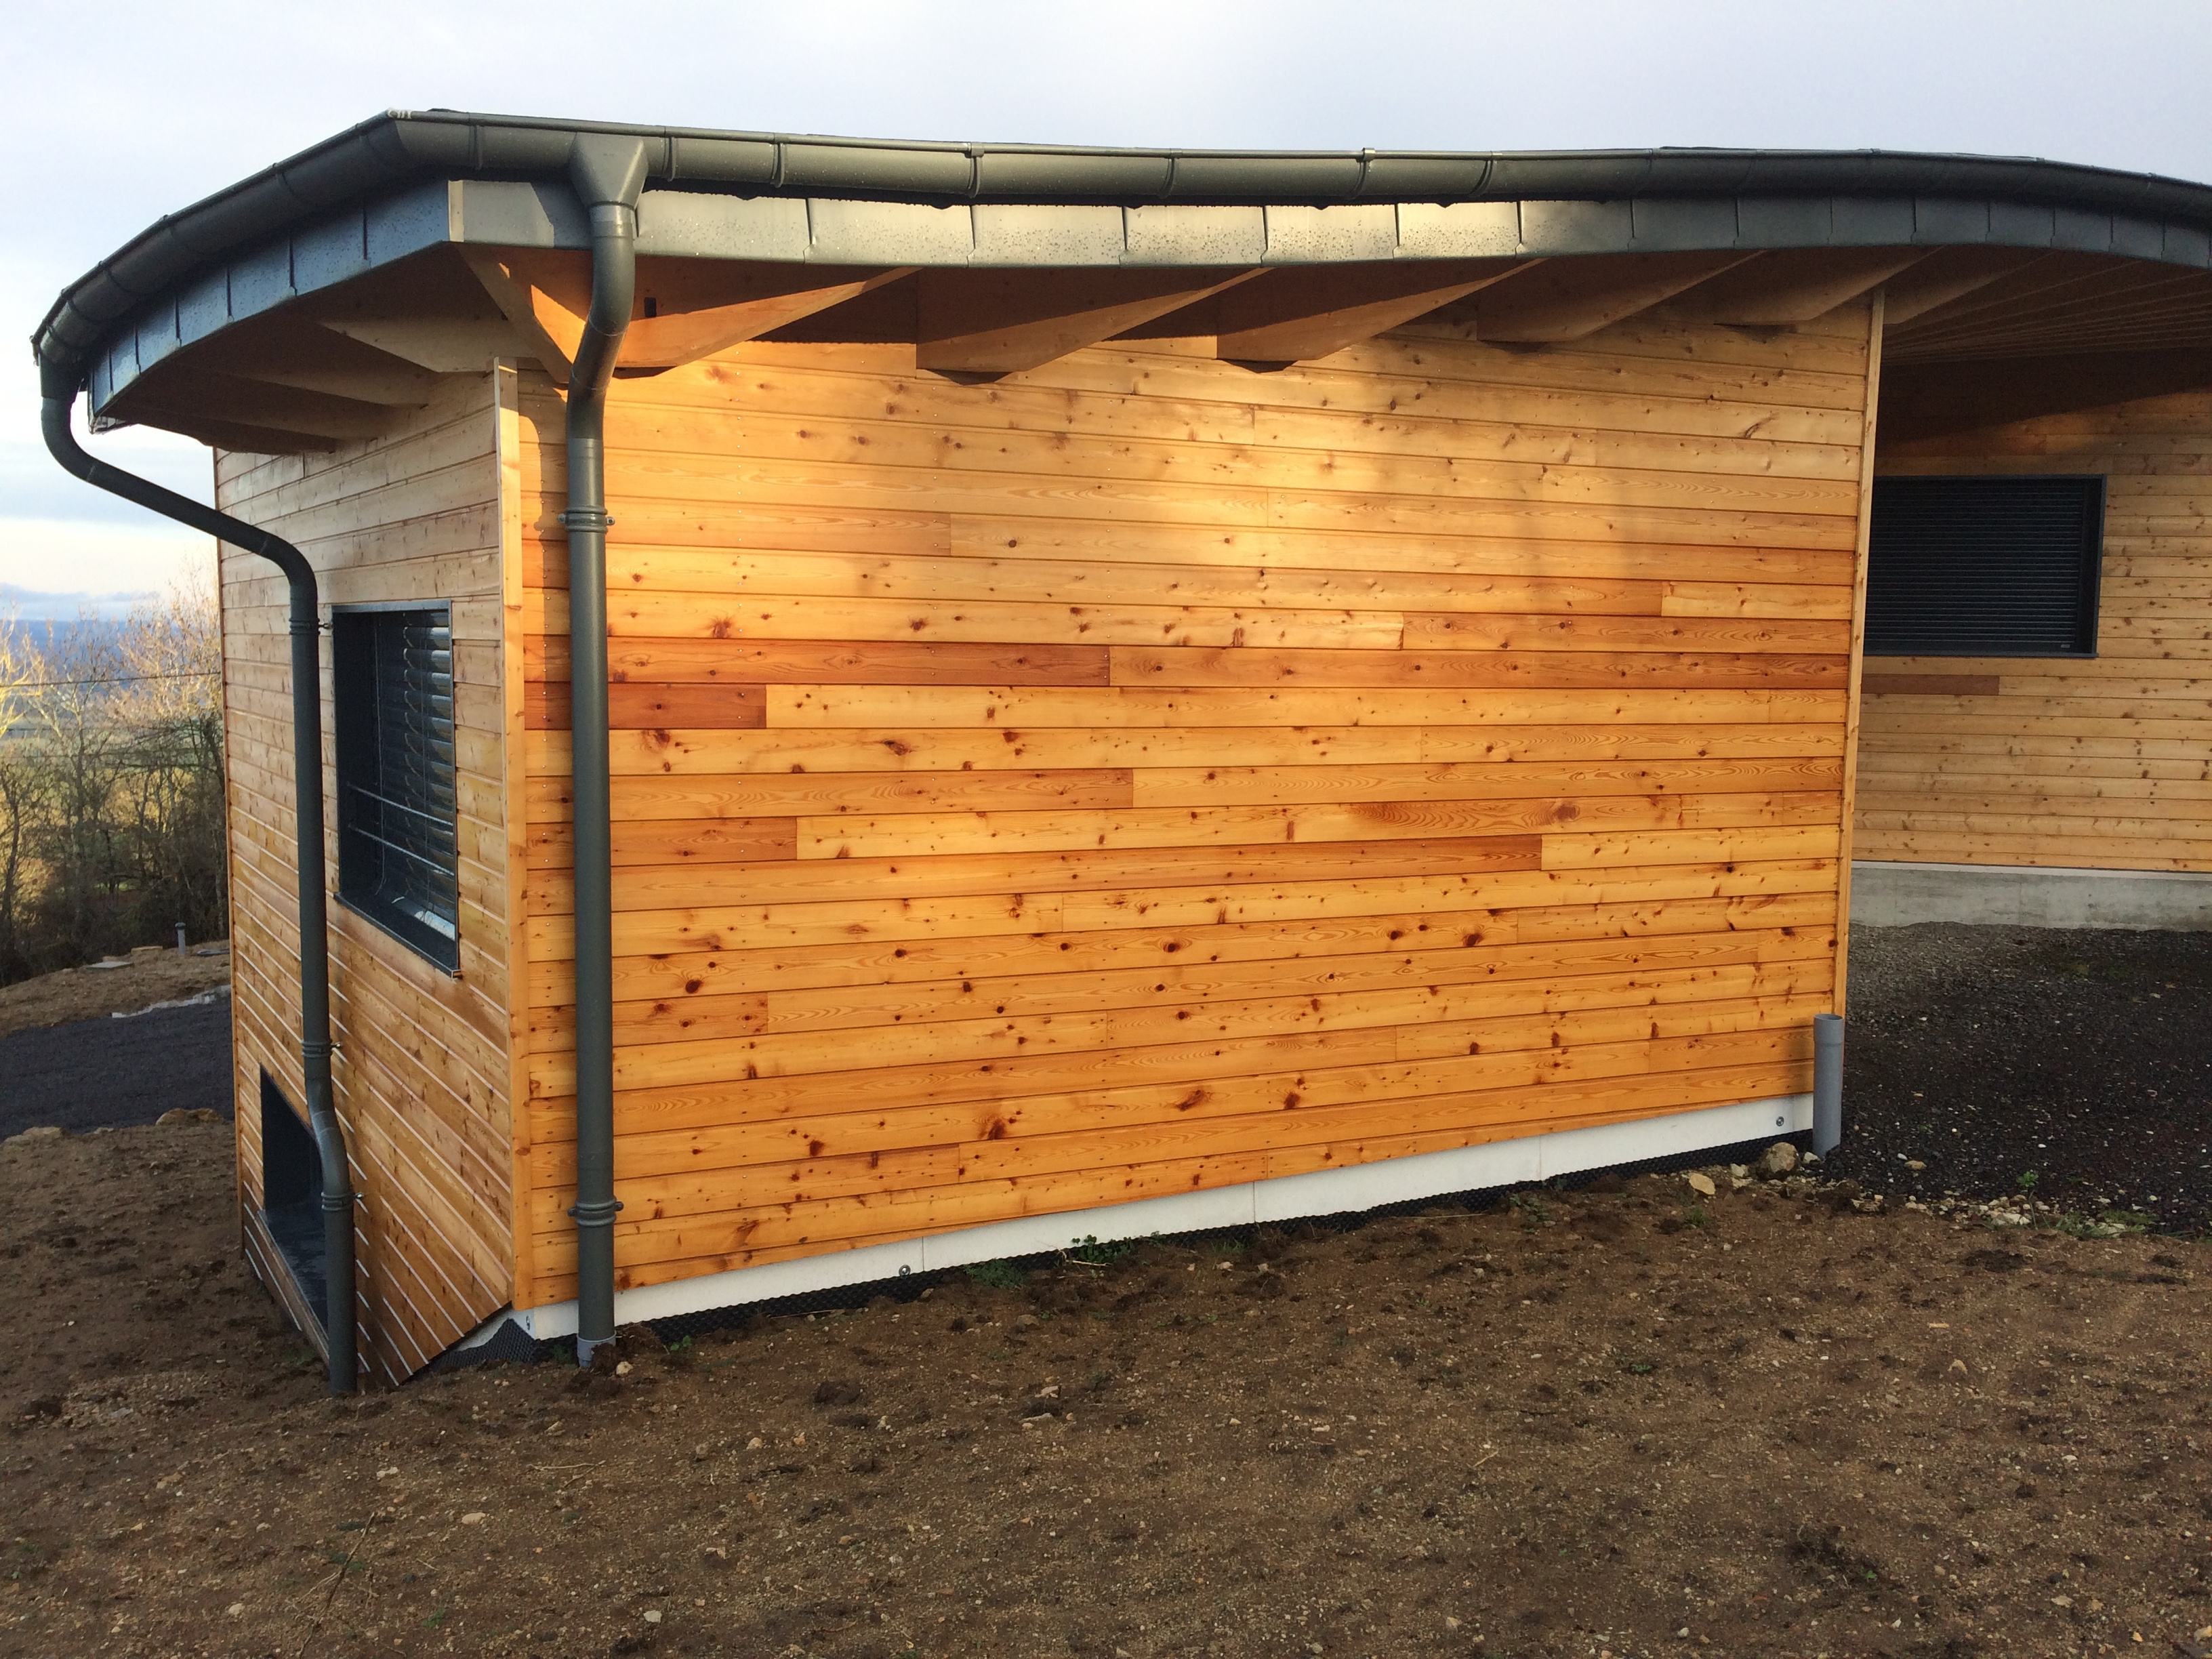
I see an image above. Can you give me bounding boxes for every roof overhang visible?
[37,111,2212,450]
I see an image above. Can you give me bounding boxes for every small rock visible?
[614,1360,632,1376]
[226,1603,245,1618]
[191,1107,222,1124]
[1948,1359,1969,1376]
[1758,1141,1800,1178]
[1905,1159,1927,1172]
[1446,1615,1462,1630]
[745,1435,764,1450]
[460,1511,485,1525]
[642,1607,662,1623]
[1014,1313,1039,1329]
[1685,1172,1717,1197]
[5,1126,66,1145]
[155,1109,193,1128]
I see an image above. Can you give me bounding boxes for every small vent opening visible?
[260,1072,326,1328]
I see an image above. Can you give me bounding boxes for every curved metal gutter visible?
[558,136,648,1368]
[40,392,357,1396]
[34,112,2212,392]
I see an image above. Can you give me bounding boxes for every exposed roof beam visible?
[209,312,453,407]
[461,247,586,379]
[310,249,531,372]
[1211,258,1528,363]
[917,266,1259,374]
[1683,247,1930,325]
[110,365,393,442]
[623,266,916,369]
[1878,247,2060,328]
[115,407,340,455]
[1472,251,1757,342]
[1881,348,2212,443]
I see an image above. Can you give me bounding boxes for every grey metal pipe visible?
[1811,1012,1845,1155]
[561,136,648,1368]
[41,391,357,1395]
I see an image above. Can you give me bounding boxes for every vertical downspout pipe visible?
[562,136,648,1368]
[40,389,357,1395]
[1811,1012,1845,1156]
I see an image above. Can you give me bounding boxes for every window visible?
[333,606,459,968]
[1864,475,2104,657]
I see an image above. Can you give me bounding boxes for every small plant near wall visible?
[963,1259,1024,1290]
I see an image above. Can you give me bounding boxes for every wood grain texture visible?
[501,298,1870,1305]
[220,374,514,1384]
[1863,386,2212,872]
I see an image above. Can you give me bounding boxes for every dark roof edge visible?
[36,108,2212,392]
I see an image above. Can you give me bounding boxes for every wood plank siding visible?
[1860,390,2212,872]
[218,375,516,1384]
[512,302,1875,1306]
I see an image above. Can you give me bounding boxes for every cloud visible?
[0,521,216,614]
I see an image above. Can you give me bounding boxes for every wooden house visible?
[37,113,2212,1384]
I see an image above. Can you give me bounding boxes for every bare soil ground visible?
[0,943,230,1040]
[5,1122,2209,1659]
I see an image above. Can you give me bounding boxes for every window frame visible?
[330,601,462,972]
[1863,473,2106,660]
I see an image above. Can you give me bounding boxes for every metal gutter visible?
[35,111,2212,395]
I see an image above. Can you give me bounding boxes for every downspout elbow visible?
[40,390,356,1395]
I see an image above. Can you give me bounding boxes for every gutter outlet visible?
[1812,1012,1845,1156]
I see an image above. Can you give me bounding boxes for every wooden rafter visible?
[110,365,392,443]
[1684,247,1929,325]
[1471,251,1757,342]
[210,312,453,407]
[1210,259,1528,362]
[623,266,916,368]
[309,249,531,373]
[461,248,589,380]
[916,266,1260,374]
[1879,249,2082,329]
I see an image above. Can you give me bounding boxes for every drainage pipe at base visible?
[1811,1012,1845,1156]
[40,392,357,1395]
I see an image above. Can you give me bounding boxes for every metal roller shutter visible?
[1864,475,2104,657]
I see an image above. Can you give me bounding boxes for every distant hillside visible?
[1,585,158,623]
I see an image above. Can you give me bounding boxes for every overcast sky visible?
[10,0,2212,610]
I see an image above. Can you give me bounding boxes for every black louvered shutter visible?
[1864,475,2104,657]
[333,608,459,968]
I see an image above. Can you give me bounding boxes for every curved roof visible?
[35,110,2212,400]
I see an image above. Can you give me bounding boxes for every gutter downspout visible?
[41,390,357,1396]
[561,136,649,1368]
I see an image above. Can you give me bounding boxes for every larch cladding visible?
[219,375,518,1384]
[1862,390,2212,872]
[514,303,1873,1305]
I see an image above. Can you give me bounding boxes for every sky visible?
[9,0,2212,611]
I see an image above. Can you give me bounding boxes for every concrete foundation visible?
[1851,860,2212,930]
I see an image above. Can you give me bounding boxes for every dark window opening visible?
[333,606,459,969]
[1865,474,2104,657]
[260,1072,326,1327]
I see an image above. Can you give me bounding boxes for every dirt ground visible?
[4,1122,2207,1659]
[0,942,230,1040]
[1832,926,2212,1236]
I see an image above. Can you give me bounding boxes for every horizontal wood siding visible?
[1860,391,2212,871]
[220,375,514,1384]
[514,306,1870,1303]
